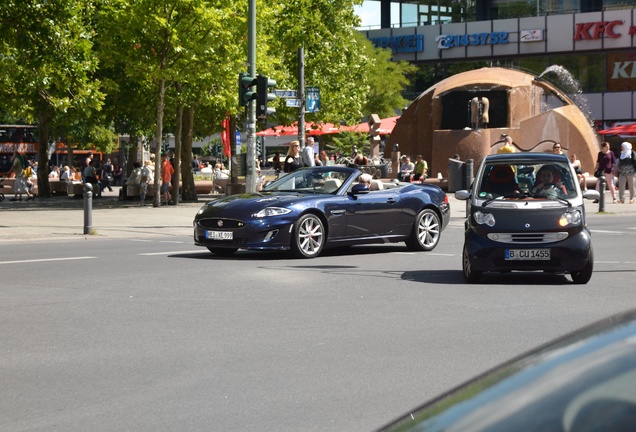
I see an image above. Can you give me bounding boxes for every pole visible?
[245,0,257,193]
[598,175,606,212]
[83,183,92,234]
[298,47,305,149]
[464,159,474,190]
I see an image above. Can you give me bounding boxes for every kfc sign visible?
[574,20,636,40]
[607,52,636,92]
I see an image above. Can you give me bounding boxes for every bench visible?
[1,178,39,196]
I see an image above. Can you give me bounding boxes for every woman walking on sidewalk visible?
[595,142,618,203]
[7,150,33,201]
[617,141,636,204]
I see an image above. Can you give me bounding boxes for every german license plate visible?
[505,249,550,260]
[206,230,233,240]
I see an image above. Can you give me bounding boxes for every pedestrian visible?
[553,142,566,155]
[7,150,33,201]
[60,165,72,182]
[101,158,114,192]
[284,141,302,173]
[616,141,636,204]
[319,150,329,166]
[49,165,60,179]
[160,152,174,205]
[413,154,428,182]
[569,153,586,191]
[301,137,315,167]
[497,134,516,154]
[398,155,414,181]
[83,159,102,198]
[113,164,124,186]
[273,151,282,173]
[594,141,617,203]
[82,151,93,181]
[139,160,152,206]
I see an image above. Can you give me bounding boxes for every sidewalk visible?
[0,186,219,243]
[1,186,634,243]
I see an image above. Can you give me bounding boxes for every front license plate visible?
[505,249,550,260]
[206,230,233,240]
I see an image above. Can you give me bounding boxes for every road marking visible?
[138,250,202,256]
[0,256,96,265]
[590,230,627,234]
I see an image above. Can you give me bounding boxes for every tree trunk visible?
[180,105,197,201]
[37,114,52,197]
[172,103,183,205]
[153,78,165,208]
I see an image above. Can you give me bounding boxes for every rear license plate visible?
[206,230,233,240]
[505,249,550,260]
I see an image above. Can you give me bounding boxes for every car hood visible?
[196,192,315,218]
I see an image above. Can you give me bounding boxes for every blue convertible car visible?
[193,166,450,258]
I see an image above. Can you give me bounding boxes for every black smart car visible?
[455,153,599,284]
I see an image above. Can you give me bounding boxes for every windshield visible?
[477,161,578,200]
[263,168,353,194]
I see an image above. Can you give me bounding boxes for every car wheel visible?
[571,248,594,284]
[207,247,238,256]
[406,209,441,251]
[463,245,482,283]
[291,214,325,258]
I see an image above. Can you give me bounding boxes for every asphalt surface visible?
[1,185,635,243]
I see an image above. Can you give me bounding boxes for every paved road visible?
[1,187,636,432]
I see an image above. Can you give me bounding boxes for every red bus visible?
[0,125,38,175]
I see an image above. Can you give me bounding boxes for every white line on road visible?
[138,250,202,256]
[0,256,96,265]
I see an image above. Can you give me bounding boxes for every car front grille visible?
[487,232,569,244]
[198,218,245,229]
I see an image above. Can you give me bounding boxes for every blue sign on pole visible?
[235,130,242,154]
[306,87,320,113]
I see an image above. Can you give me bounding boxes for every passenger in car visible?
[532,165,567,197]
[358,173,372,188]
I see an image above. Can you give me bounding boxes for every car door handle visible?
[331,210,346,216]
[387,198,397,204]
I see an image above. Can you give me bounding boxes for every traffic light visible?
[239,73,257,107]
[256,74,277,119]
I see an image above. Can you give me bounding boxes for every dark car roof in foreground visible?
[483,153,570,163]
[377,309,636,432]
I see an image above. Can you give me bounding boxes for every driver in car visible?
[532,165,566,197]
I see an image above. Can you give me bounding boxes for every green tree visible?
[361,33,417,118]
[0,0,105,197]
[98,0,245,205]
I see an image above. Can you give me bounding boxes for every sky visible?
[354,1,382,30]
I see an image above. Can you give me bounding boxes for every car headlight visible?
[474,211,496,227]
[253,207,292,218]
[559,210,582,227]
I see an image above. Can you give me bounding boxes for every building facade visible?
[362,3,636,127]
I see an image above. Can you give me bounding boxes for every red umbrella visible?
[598,123,636,136]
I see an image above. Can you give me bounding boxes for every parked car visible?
[377,309,636,432]
[193,166,450,258]
[455,153,599,283]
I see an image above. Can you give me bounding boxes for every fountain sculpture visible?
[386,67,599,179]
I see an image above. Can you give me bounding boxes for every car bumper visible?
[193,216,295,251]
[464,228,592,273]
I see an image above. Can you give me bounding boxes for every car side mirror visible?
[349,184,370,196]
